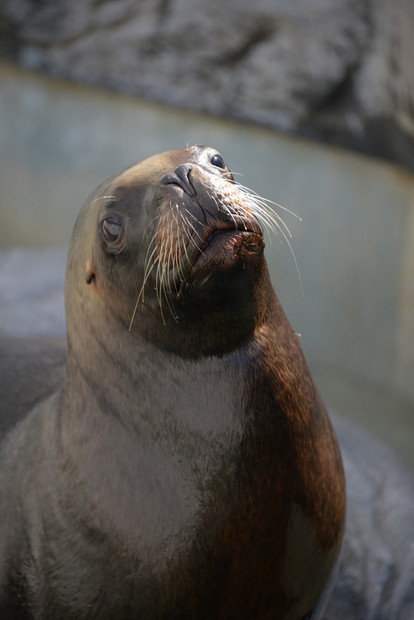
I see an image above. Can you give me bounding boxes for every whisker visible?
[89,195,116,206]
[142,213,161,239]
[225,179,303,296]
[128,249,159,331]
[183,209,205,250]
[234,182,302,221]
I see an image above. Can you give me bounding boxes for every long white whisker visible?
[224,178,303,295]
[183,209,205,249]
[89,195,116,206]
[235,182,302,221]
[128,250,159,331]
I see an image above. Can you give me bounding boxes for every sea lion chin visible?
[0,145,346,619]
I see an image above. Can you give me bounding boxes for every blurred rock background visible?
[1,0,414,171]
[1,4,414,616]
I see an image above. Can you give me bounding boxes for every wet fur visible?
[0,146,345,619]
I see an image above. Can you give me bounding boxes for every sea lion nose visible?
[161,164,196,197]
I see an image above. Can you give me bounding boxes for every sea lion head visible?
[65,145,281,356]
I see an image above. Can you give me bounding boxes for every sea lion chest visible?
[47,335,342,619]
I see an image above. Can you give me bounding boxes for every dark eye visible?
[100,215,124,246]
[210,154,226,169]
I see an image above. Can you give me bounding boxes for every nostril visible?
[161,164,195,197]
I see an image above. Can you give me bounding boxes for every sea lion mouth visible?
[198,220,263,253]
[155,167,266,283]
[160,164,263,243]
[190,227,265,285]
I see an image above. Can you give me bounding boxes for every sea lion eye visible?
[210,154,226,169]
[100,215,124,246]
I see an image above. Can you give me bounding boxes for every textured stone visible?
[327,412,414,620]
[0,0,413,171]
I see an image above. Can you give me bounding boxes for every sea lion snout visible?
[161,163,196,198]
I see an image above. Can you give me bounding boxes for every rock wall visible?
[1,0,414,170]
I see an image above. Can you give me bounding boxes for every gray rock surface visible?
[327,412,414,620]
[1,0,414,171]
[1,246,413,618]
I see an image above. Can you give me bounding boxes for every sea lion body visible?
[0,146,345,618]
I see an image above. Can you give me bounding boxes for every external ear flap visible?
[85,261,96,285]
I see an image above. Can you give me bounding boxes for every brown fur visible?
[0,146,345,619]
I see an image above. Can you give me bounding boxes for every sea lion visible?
[0,145,345,619]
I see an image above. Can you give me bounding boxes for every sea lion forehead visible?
[114,145,217,189]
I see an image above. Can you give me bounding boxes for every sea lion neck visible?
[132,252,272,358]
[64,254,272,369]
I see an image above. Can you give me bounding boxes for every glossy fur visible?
[0,146,345,619]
